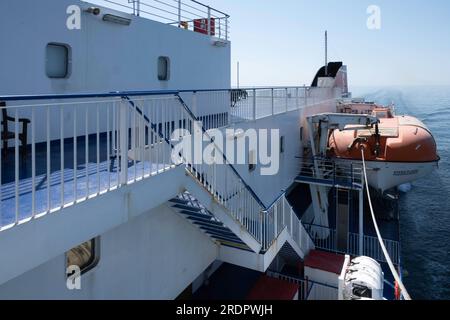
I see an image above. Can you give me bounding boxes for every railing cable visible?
[360,148,411,300]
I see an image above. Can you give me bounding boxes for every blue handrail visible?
[0,90,180,102]
[0,88,310,212]
[0,86,308,102]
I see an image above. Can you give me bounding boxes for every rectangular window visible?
[66,238,99,276]
[46,43,69,78]
[158,56,170,81]
[249,150,256,172]
[280,136,285,153]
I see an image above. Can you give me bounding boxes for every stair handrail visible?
[174,93,316,251]
[1,89,315,250]
[120,93,267,245]
[122,95,177,149]
[117,93,288,213]
[0,88,322,248]
[175,93,267,208]
[261,192,316,251]
[123,92,318,219]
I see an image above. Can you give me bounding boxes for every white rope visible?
[360,148,411,300]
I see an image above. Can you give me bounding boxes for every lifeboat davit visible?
[328,103,439,193]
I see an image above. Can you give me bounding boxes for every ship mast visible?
[324,30,328,76]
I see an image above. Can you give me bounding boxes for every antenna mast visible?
[325,30,328,76]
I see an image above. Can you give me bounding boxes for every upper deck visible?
[0,86,337,229]
[0,86,340,286]
[85,0,230,41]
[0,0,231,95]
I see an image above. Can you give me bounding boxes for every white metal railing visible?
[182,120,265,244]
[179,87,337,127]
[296,157,364,189]
[227,87,336,124]
[266,271,338,300]
[349,232,401,266]
[0,86,339,241]
[303,223,401,265]
[306,281,339,300]
[0,94,187,229]
[261,196,315,252]
[85,0,230,40]
[178,89,327,251]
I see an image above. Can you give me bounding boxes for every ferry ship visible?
[0,0,438,300]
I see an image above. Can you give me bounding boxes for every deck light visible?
[102,14,132,26]
[213,40,228,47]
[85,7,101,16]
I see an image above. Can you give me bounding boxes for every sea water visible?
[353,86,450,300]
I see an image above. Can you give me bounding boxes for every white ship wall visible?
[224,92,337,206]
[0,204,218,299]
[0,0,230,95]
[0,97,336,299]
[225,111,304,207]
[0,0,231,145]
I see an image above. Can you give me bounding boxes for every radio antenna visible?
[325,30,328,76]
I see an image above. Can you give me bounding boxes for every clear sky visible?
[207,0,450,88]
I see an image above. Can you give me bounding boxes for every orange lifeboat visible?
[328,103,439,192]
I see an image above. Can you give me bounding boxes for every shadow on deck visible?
[1,134,170,227]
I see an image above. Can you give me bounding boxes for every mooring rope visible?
[360,148,412,300]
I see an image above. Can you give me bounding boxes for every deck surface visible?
[1,136,170,227]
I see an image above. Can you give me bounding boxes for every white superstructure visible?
[0,0,402,300]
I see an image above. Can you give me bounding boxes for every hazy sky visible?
[208,0,450,88]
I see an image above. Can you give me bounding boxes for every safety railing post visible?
[225,17,228,41]
[252,89,256,120]
[285,87,288,112]
[207,6,211,36]
[260,211,264,249]
[351,162,354,185]
[333,161,336,185]
[131,0,136,16]
[271,88,274,115]
[359,168,364,256]
[177,0,181,27]
[192,91,197,117]
[119,99,128,185]
[274,207,278,240]
[290,204,293,234]
[304,87,308,107]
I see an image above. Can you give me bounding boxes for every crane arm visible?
[308,113,379,131]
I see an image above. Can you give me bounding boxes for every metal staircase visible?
[0,87,333,287]
[125,94,316,271]
[169,192,252,251]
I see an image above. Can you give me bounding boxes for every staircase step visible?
[208,234,248,245]
[206,233,244,244]
[177,210,217,222]
[169,198,190,205]
[218,241,253,252]
[172,203,203,213]
[200,226,241,241]
[189,219,231,232]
